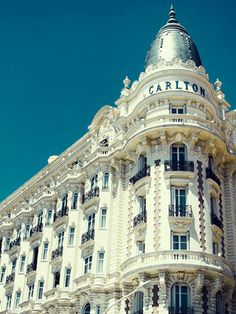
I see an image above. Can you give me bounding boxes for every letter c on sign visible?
[149,85,154,94]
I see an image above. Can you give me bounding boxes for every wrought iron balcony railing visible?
[53,207,69,222]
[133,210,147,227]
[211,213,223,230]
[129,165,150,184]
[82,187,100,204]
[168,307,194,314]
[206,167,221,186]
[5,272,15,285]
[30,223,43,237]
[51,246,63,260]
[164,161,194,172]
[26,262,37,273]
[8,237,21,251]
[81,228,95,245]
[169,205,193,218]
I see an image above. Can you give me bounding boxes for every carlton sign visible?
[148,80,206,98]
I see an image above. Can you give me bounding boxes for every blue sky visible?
[0,0,235,201]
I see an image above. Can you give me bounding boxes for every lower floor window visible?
[137,241,145,254]
[15,292,21,309]
[53,271,60,288]
[171,284,190,313]
[133,291,144,313]
[172,234,188,250]
[6,294,12,310]
[28,283,34,300]
[84,255,92,274]
[83,303,91,314]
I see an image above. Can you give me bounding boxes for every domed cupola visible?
[145,5,202,68]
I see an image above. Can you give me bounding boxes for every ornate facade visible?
[0,5,236,314]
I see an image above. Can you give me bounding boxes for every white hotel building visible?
[0,5,236,314]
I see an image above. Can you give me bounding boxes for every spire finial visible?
[168,4,178,24]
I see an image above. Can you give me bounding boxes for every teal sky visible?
[0,0,235,201]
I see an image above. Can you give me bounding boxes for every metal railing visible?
[5,272,15,285]
[164,161,194,172]
[206,167,221,186]
[82,187,100,204]
[53,207,69,222]
[168,307,194,314]
[51,246,63,260]
[169,205,192,218]
[8,237,21,251]
[81,228,95,245]
[211,213,223,230]
[129,165,150,184]
[30,223,43,237]
[133,210,147,227]
[26,262,37,273]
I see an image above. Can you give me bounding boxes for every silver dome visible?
[145,5,202,68]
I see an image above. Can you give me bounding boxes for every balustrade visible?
[164,160,194,172]
[206,167,221,186]
[169,205,192,217]
[133,210,147,227]
[51,246,63,260]
[82,187,99,204]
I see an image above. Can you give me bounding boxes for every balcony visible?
[169,205,193,228]
[81,229,95,245]
[120,251,234,281]
[164,161,194,172]
[211,213,223,230]
[133,210,147,228]
[5,272,15,285]
[29,223,43,243]
[51,246,63,260]
[206,167,221,187]
[53,207,69,222]
[26,262,37,273]
[82,187,100,205]
[129,165,150,185]
[168,307,194,314]
[169,205,192,218]
[7,237,21,255]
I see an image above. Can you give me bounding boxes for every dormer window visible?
[100,138,109,147]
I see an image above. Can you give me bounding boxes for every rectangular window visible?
[0,266,6,283]
[65,268,71,287]
[58,231,64,248]
[6,294,12,310]
[84,255,92,274]
[138,196,146,213]
[28,283,34,300]
[53,272,60,288]
[171,106,185,114]
[172,234,188,250]
[46,210,52,224]
[15,292,21,309]
[72,193,78,209]
[171,187,187,216]
[38,281,44,300]
[68,227,75,246]
[12,259,17,273]
[100,208,107,229]
[97,252,105,273]
[42,242,49,260]
[137,241,145,254]
[213,242,219,255]
[88,213,95,231]
[19,255,26,272]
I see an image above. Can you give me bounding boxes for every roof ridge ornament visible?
[168,4,178,24]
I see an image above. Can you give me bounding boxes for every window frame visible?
[100,208,107,229]
[172,233,189,251]
[84,255,93,274]
[68,227,75,246]
[38,280,44,300]
[19,255,26,272]
[64,267,71,287]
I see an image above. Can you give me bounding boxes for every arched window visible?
[215,291,223,314]
[61,194,68,211]
[133,291,144,314]
[83,303,91,314]
[171,143,187,171]
[90,175,98,190]
[72,192,78,209]
[138,155,147,172]
[171,283,191,313]
[103,172,109,189]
